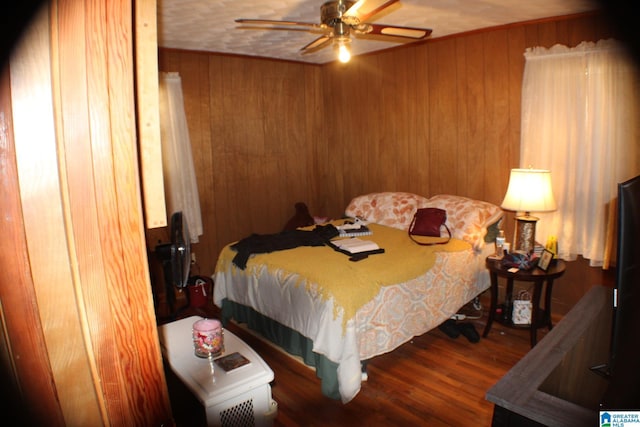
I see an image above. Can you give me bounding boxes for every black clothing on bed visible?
[231,224,339,269]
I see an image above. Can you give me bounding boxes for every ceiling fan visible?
[235,0,432,63]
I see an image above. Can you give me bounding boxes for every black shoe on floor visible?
[438,319,460,339]
[459,322,480,343]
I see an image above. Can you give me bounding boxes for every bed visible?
[213,192,503,403]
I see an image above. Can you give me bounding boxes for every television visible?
[602,174,640,409]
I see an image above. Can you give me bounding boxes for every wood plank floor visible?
[158,292,551,427]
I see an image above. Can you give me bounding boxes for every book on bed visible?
[336,218,372,237]
[338,225,372,237]
[333,238,380,254]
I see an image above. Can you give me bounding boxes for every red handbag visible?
[408,208,451,245]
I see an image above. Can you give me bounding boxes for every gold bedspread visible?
[216,223,470,326]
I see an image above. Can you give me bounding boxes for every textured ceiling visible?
[157,0,601,64]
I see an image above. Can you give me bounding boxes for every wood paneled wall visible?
[154,53,325,270]
[1,1,172,425]
[157,12,617,314]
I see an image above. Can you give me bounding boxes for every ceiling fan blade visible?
[342,0,399,26]
[300,35,332,52]
[366,24,432,39]
[235,18,324,30]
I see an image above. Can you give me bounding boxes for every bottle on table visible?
[495,230,505,258]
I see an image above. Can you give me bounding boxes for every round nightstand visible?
[482,257,566,347]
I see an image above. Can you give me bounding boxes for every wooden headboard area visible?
[152,12,618,314]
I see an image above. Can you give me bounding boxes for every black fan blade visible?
[342,0,399,26]
[169,211,191,288]
[366,24,432,40]
[301,35,332,52]
[180,215,191,288]
[235,18,325,30]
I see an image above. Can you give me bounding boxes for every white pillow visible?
[345,192,430,230]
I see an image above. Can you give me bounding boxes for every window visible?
[519,39,640,266]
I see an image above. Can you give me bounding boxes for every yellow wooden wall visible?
[157,12,617,313]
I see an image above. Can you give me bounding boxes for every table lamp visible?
[501,168,557,254]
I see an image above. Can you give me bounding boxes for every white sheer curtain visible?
[159,72,203,243]
[520,39,640,266]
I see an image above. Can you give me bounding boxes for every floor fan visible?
[154,211,191,317]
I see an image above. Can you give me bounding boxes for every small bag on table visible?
[512,290,532,325]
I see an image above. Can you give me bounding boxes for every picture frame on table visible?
[537,249,554,271]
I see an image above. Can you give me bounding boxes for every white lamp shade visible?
[501,169,557,213]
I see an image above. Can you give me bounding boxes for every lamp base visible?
[514,215,538,254]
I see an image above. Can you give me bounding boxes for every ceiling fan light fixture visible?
[335,37,352,63]
[236,0,431,63]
